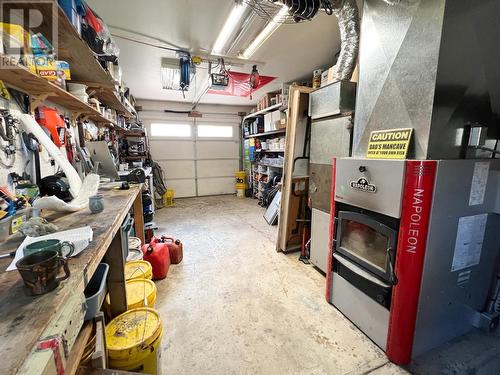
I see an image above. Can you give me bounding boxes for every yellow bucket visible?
[104,278,157,313]
[235,182,246,198]
[235,171,246,184]
[106,308,163,374]
[126,278,157,309]
[163,188,175,207]
[125,260,153,281]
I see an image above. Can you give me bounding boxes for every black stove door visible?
[336,210,397,284]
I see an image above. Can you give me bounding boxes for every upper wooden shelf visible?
[3,1,134,117]
[0,59,116,126]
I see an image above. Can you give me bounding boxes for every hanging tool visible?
[22,132,42,185]
[0,110,19,167]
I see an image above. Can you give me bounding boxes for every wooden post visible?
[103,232,127,318]
[133,192,145,244]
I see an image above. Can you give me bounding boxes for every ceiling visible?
[86,0,343,105]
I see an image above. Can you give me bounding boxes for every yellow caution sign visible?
[366,128,413,159]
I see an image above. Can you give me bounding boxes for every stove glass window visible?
[341,219,389,271]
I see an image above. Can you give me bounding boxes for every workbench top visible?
[0,185,141,374]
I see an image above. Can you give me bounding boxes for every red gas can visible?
[161,236,183,264]
[141,237,170,280]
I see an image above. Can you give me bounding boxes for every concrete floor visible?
[154,196,500,375]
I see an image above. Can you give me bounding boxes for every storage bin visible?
[84,263,109,321]
[0,207,33,237]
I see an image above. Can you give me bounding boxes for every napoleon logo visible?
[350,177,377,193]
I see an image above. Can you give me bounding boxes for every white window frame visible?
[150,122,193,138]
[197,124,234,139]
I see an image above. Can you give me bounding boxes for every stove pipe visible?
[353,0,500,159]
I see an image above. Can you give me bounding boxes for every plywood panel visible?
[196,141,239,159]
[158,161,196,179]
[150,140,194,159]
[197,177,235,196]
[168,179,197,198]
[197,160,238,178]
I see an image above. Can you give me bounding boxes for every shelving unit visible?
[1,1,135,120]
[243,102,283,121]
[0,60,118,126]
[245,128,286,139]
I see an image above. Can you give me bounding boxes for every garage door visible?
[145,116,240,198]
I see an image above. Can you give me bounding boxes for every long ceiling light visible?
[212,3,248,55]
[241,5,289,59]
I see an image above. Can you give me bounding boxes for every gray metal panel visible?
[353,0,445,158]
[413,159,500,357]
[310,209,330,273]
[310,116,352,165]
[353,0,500,159]
[310,164,332,213]
[309,81,356,120]
[335,158,405,218]
[331,273,390,350]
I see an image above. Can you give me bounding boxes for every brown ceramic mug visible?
[16,250,70,296]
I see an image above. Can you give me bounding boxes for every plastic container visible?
[236,183,246,198]
[235,171,246,184]
[106,308,163,374]
[0,207,33,237]
[84,263,109,321]
[163,188,175,207]
[141,238,170,280]
[125,260,153,281]
[104,278,157,313]
[67,82,87,95]
[161,236,183,265]
[128,237,142,250]
[126,248,143,262]
[126,279,157,309]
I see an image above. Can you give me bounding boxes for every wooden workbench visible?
[0,184,143,374]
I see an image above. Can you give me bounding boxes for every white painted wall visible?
[139,99,252,198]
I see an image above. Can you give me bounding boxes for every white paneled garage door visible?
[145,115,240,198]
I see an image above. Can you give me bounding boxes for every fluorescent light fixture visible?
[241,5,289,59]
[212,3,248,55]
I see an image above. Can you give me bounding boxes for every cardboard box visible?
[321,66,335,87]
[321,63,359,86]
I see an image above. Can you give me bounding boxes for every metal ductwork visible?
[267,0,360,81]
[353,0,500,159]
[330,0,360,81]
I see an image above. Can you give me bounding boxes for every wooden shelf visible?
[122,155,147,161]
[244,102,283,120]
[2,1,134,119]
[255,149,285,153]
[256,163,283,169]
[86,86,134,118]
[0,60,115,126]
[245,129,286,139]
[2,1,115,87]
[123,131,146,137]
